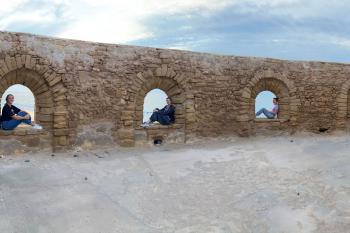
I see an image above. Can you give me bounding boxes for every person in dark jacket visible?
[141,97,175,127]
[1,94,42,130]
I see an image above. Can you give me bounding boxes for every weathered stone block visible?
[117,128,134,140]
[119,139,135,147]
[54,129,70,136]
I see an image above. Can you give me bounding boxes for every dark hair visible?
[273,97,279,102]
[5,94,13,102]
[166,97,172,102]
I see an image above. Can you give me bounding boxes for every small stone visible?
[84,177,88,180]
[290,140,294,142]
[297,192,300,196]
[73,154,78,157]
[51,154,55,157]
[24,160,30,163]
[0,155,4,159]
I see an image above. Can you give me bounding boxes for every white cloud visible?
[57,0,236,43]
[323,35,350,49]
[0,0,349,54]
[0,0,27,15]
[271,31,350,50]
[0,0,66,29]
[34,0,350,44]
[0,8,57,28]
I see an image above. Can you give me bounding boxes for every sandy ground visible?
[0,135,349,233]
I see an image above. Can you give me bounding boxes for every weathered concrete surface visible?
[0,135,349,233]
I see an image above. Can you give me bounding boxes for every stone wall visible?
[0,31,350,151]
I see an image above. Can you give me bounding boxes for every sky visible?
[1,0,349,120]
[1,0,349,62]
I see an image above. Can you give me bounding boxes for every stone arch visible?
[335,80,350,129]
[134,78,185,128]
[118,64,194,146]
[0,69,54,128]
[238,69,300,135]
[250,78,290,119]
[0,54,68,150]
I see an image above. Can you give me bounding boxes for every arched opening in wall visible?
[255,91,278,119]
[249,78,290,121]
[0,68,55,131]
[134,76,185,128]
[143,88,168,123]
[131,75,186,145]
[1,84,36,122]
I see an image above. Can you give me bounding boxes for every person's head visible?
[273,97,279,105]
[166,97,172,105]
[5,94,14,105]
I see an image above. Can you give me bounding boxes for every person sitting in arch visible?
[1,94,43,130]
[256,97,279,119]
[141,97,176,127]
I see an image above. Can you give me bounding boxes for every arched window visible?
[143,88,168,122]
[1,84,36,121]
[255,91,277,119]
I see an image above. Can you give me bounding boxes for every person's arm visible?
[168,106,175,115]
[15,106,31,117]
[12,114,28,120]
[272,105,278,114]
[160,105,175,115]
[10,106,29,120]
[158,106,166,114]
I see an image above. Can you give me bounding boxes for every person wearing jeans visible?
[1,94,42,130]
[141,97,175,127]
[2,111,33,130]
[256,97,279,119]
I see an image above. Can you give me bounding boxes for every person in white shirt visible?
[256,97,279,119]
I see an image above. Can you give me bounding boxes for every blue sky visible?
[1,0,349,119]
[1,0,349,62]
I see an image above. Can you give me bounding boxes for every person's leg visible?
[256,108,267,117]
[142,112,159,127]
[157,115,171,125]
[149,112,159,123]
[17,111,32,125]
[2,120,22,130]
[262,109,275,119]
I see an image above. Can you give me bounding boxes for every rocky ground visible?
[0,135,349,233]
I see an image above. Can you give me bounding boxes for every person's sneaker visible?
[141,122,150,128]
[141,120,153,128]
[32,124,43,130]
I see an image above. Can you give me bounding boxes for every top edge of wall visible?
[0,30,349,66]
